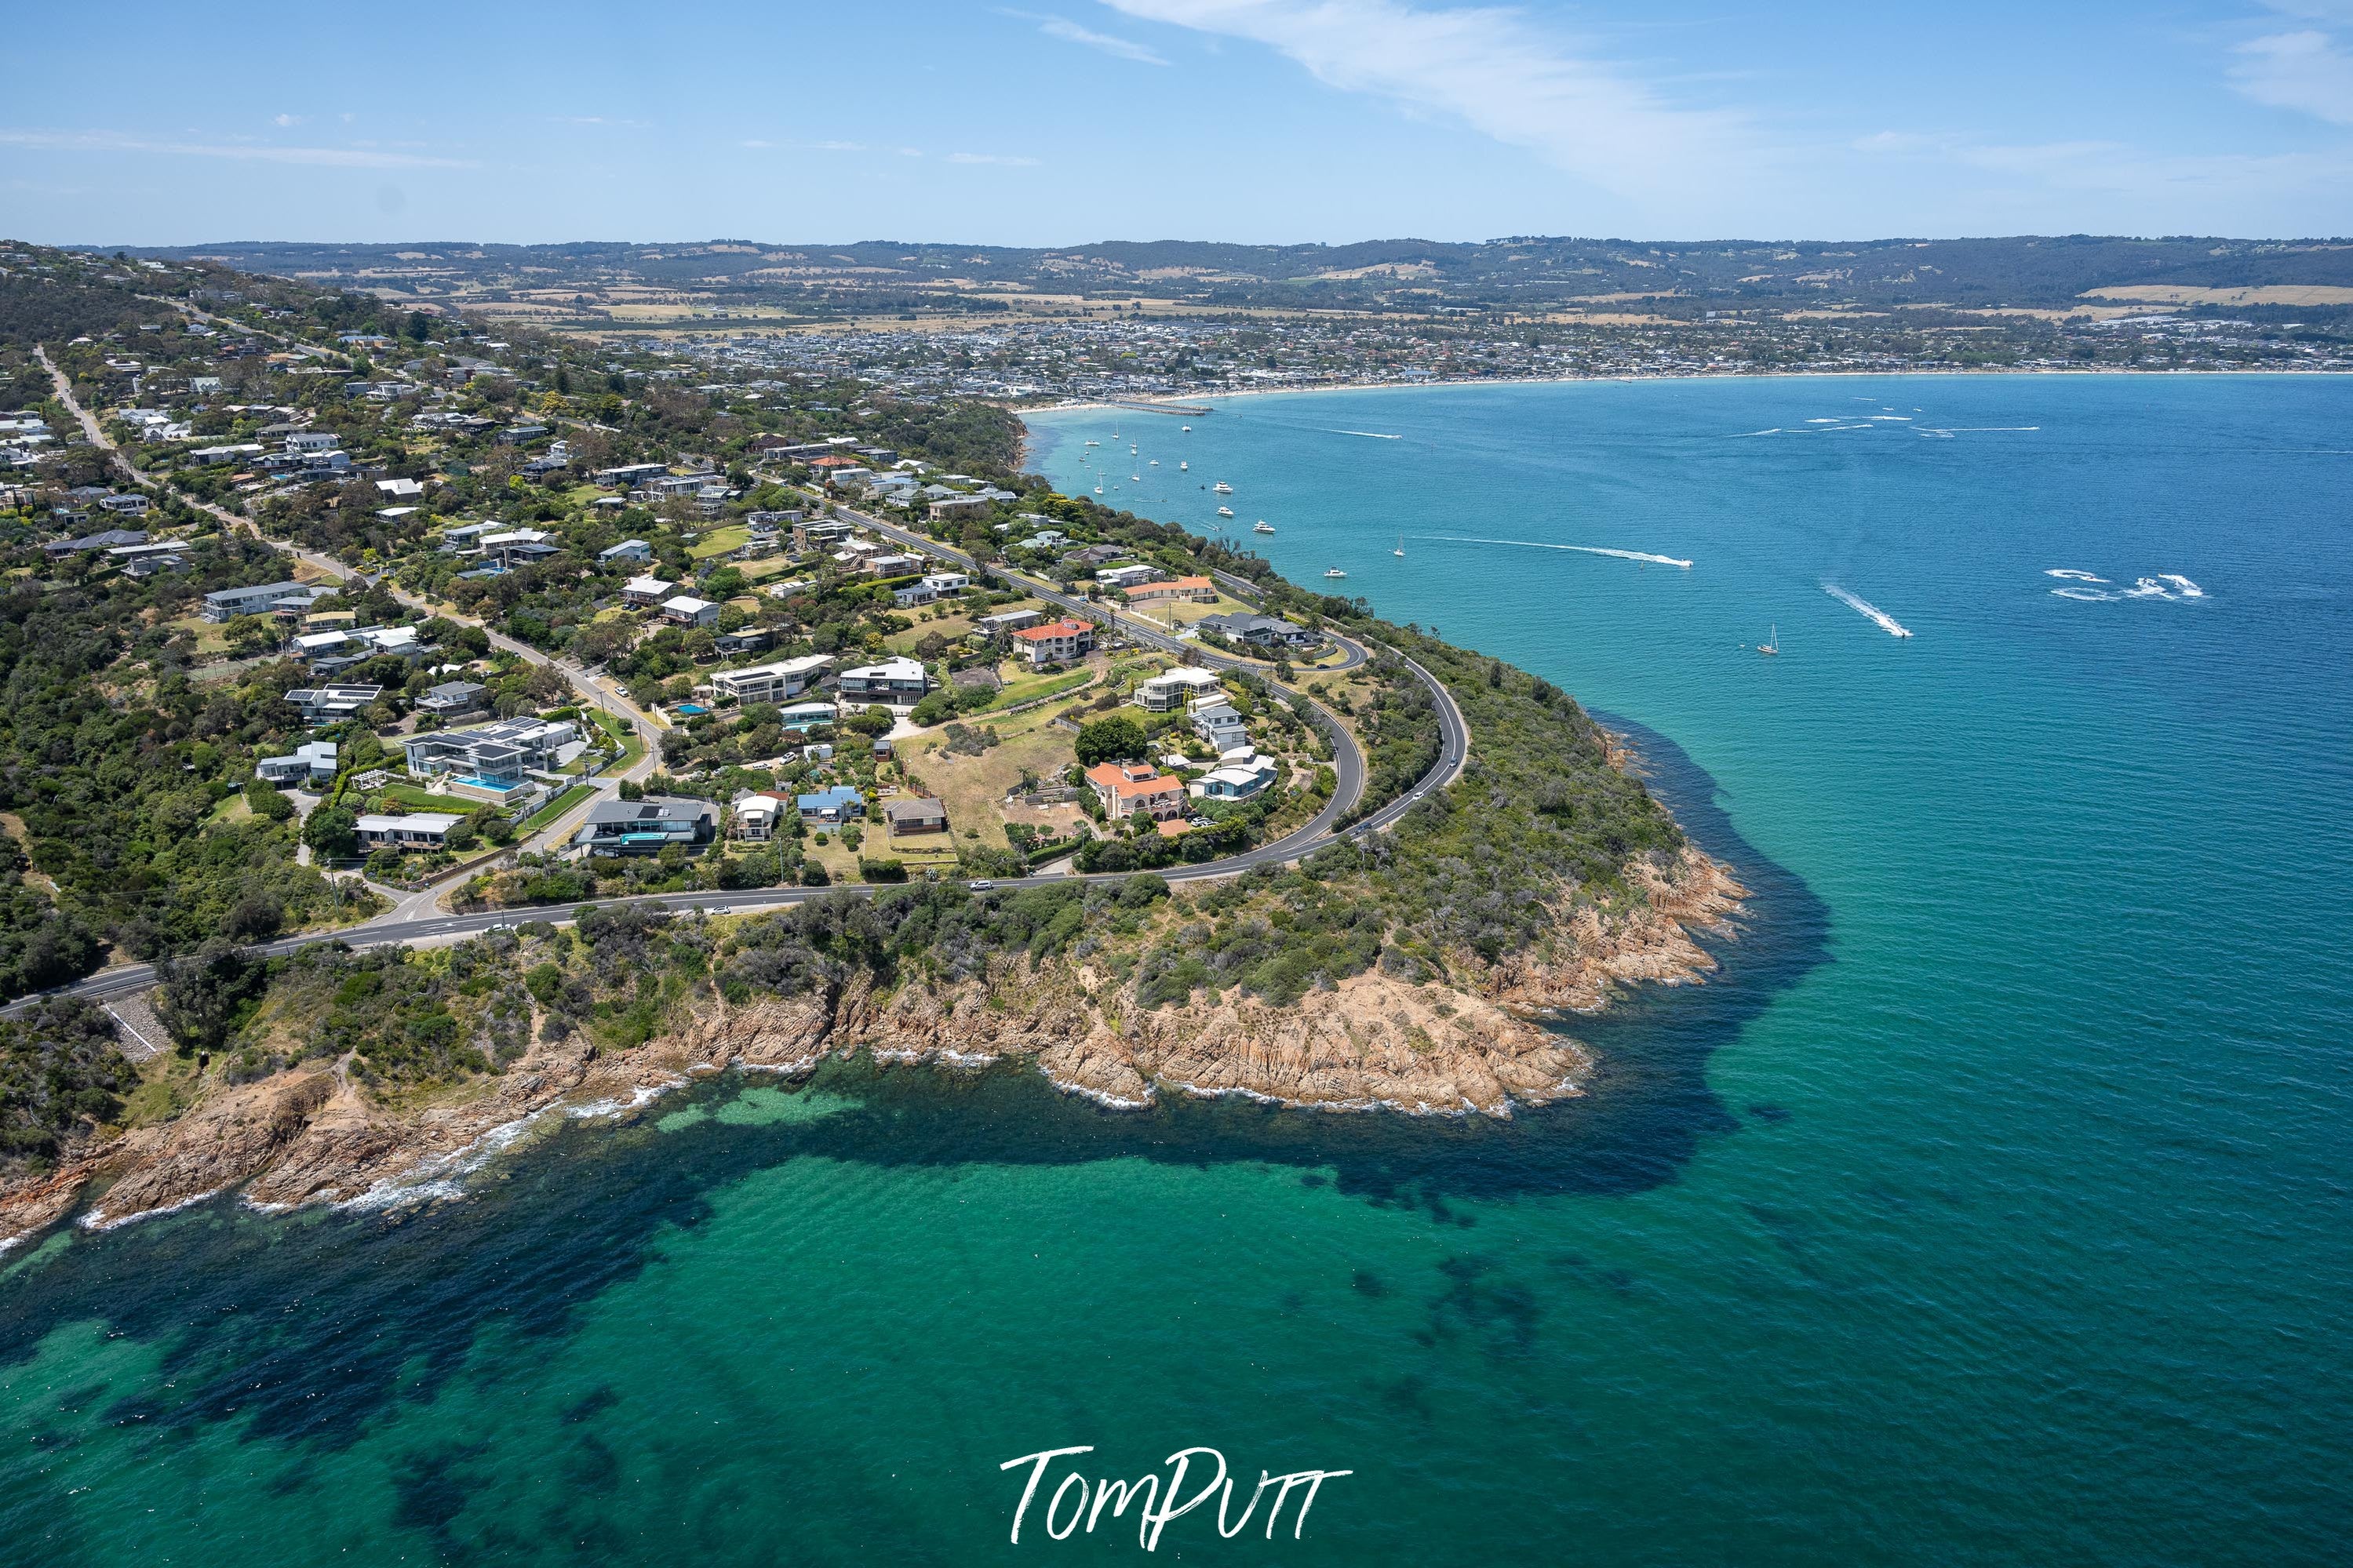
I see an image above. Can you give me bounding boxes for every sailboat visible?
[1758,624,1779,657]
[1393,532,1404,557]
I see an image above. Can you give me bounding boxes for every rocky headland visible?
[0,846,1742,1252]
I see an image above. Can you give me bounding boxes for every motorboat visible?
[1324,567,1347,579]
[1254,520,1274,534]
[1212,481,1233,494]
[1217,506,1234,518]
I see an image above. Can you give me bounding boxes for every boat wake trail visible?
[1823,583,1914,637]
[1419,533,1693,569]
[1333,429,1403,439]
[2045,570,2205,602]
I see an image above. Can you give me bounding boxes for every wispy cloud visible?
[0,128,475,169]
[1002,9,1169,64]
[271,113,303,128]
[1095,0,1751,194]
[551,115,650,128]
[949,151,1043,166]
[2231,27,2353,125]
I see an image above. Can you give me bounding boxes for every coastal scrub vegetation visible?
[0,998,133,1175]
[0,544,388,1001]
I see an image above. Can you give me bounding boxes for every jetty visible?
[1105,399,1212,417]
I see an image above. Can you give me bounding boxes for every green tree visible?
[304,805,359,860]
[154,941,268,1055]
[244,779,295,821]
[1075,714,1148,766]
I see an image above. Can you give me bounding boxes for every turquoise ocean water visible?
[5,375,2349,1565]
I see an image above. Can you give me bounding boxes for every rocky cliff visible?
[0,846,1742,1251]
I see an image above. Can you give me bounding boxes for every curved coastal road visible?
[9,438,1467,1016]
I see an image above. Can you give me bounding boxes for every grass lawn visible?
[167,614,231,657]
[884,610,981,654]
[687,525,749,560]
[735,555,800,581]
[587,708,646,773]
[898,720,1079,851]
[520,783,597,834]
[988,667,1095,711]
[374,783,464,812]
[1127,591,1255,632]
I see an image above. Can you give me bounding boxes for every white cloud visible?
[272,113,302,128]
[552,115,650,128]
[1003,9,1169,64]
[2231,27,2353,124]
[1094,0,1752,195]
[949,151,1044,165]
[0,128,474,169]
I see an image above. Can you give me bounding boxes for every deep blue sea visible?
[3,375,2348,1566]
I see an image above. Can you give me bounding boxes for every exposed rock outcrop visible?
[0,847,1742,1249]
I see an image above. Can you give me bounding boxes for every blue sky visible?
[5,0,2351,243]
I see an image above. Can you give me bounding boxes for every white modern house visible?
[355,812,463,850]
[1189,750,1280,802]
[253,740,338,787]
[708,654,834,705]
[1134,666,1225,713]
[836,656,930,707]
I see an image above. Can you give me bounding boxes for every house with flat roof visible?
[728,790,793,842]
[1189,700,1250,754]
[572,796,716,857]
[1190,751,1280,802]
[776,701,837,731]
[709,654,832,705]
[283,685,381,724]
[356,812,463,851]
[712,628,773,657]
[661,595,720,628]
[621,575,675,607]
[1196,612,1324,653]
[254,740,338,788]
[416,680,490,719]
[402,716,579,785]
[203,579,320,621]
[1084,762,1188,821]
[836,656,929,706]
[1010,618,1094,668]
[976,608,1043,635]
[1134,666,1226,712]
[796,784,865,823]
